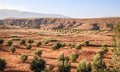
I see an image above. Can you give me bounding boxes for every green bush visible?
[84,41,89,46]
[30,58,46,72]
[36,41,41,47]
[9,46,16,53]
[102,44,107,48]
[75,44,82,50]
[26,44,32,50]
[70,52,79,62]
[0,58,6,71]
[58,60,71,72]
[68,43,72,48]
[68,43,75,49]
[34,49,42,57]
[28,39,34,43]
[58,53,65,61]
[77,59,91,72]
[6,40,13,46]
[20,54,28,63]
[92,54,106,72]
[0,39,4,44]
[52,42,63,50]
[43,39,50,44]
[20,39,26,45]
[102,45,108,53]
[97,50,105,58]
[33,55,39,61]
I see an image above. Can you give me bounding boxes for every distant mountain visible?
[0,9,67,19]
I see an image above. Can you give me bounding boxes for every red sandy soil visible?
[0,29,113,72]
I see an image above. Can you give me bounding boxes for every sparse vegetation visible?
[92,54,106,72]
[30,58,46,72]
[77,59,91,72]
[84,41,89,46]
[57,53,71,72]
[70,52,79,62]
[43,39,50,44]
[36,41,41,47]
[20,54,28,63]
[52,42,63,50]
[20,39,26,45]
[0,58,6,71]
[68,43,72,48]
[26,44,32,50]
[102,44,108,53]
[6,40,13,46]
[28,39,34,44]
[58,53,65,61]
[34,49,42,57]
[75,44,82,50]
[0,39,4,44]
[9,46,16,53]
[58,60,71,72]
[97,50,104,57]
[112,21,120,71]
[0,19,119,72]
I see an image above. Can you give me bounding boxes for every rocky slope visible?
[0,17,120,30]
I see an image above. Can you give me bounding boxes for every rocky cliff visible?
[0,17,120,30]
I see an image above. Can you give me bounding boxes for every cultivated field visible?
[0,29,113,72]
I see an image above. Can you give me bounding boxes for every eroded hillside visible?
[0,17,120,30]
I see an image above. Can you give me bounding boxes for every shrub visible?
[92,54,106,72]
[52,42,63,50]
[28,39,34,43]
[61,43,66,47]
[36,41,41,47]
[9,46,16,53]
[102,45,108,53]
[26,44,32,50]
[43,39,50,44]
[102,44,107,48]
[34,49,42,57]
[68,43,75,49]
[58,60,71,72]
[0,58,6,71]
[20,54,28,63]
[48,64,54,72]
[112,22,120,72]
[70,52,79,62]
[97,50,104,57]
[30,58,46,72]
[58,53,65,61]
[68,43,72,48]
[84,41,89,46]
[75,44,82,50]
[6,40,13,46]
[33,55,39,61]
[0,39,4,44]
[20,39,26,45]
[77,59,91,72]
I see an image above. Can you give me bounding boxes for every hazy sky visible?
[0,0,120,18]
